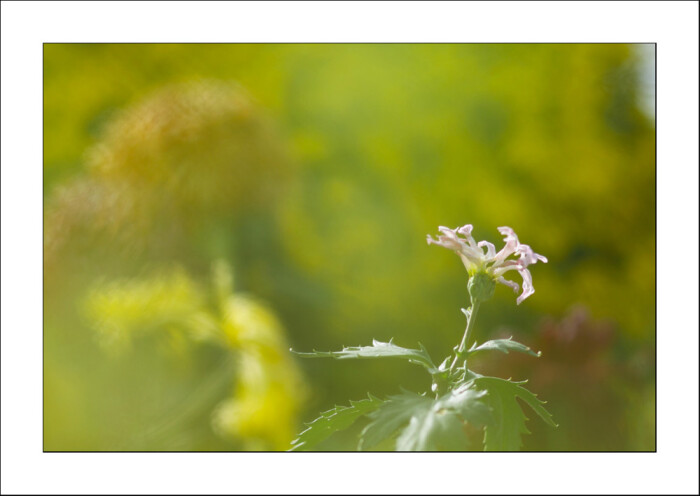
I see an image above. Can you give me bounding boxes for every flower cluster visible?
[427,224,547,304]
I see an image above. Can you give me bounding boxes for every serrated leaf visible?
[467,337,540,358]
[474,376,556,451]
[436,383,492,427]
[362,384,491,451]
[478,381,528,451]
[289,394,383,451]
[360,391,433,450]
[395,405,467,451]
[293,339,437,373]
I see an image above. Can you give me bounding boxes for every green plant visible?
[291,224,557,451]
[84,260,307,450]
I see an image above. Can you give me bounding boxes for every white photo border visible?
[2,1,698,494]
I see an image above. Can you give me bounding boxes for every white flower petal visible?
[427,233,463,252]
[429,227,484,267]
[516,244,536,265]
[493,226,519,263]
[459,254,478,273]
[478,241,496,259]
[438,226,460,241]
[491,260,520,277]
[456,224,480,250]
[516,244,548,267]
[428,223,545,305]
[516,268,535,305]
[496,276,519,293]
[497,226,519,243]
[456,225,473,237]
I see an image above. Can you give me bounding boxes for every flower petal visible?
[478,241,496,260]
[515,244,547,267]
[496,276,519,293]
[516,244,537,265]
[427,232,463,252]
[456,224,480,250]
[438,225,458,236]
[516,268,535,305]
[459,254,478,273]
[492,226,519,263]
[428,227,484,267]
[456,224,473,237]
[491,260,520,277]
[427,223,545,303]
[497,226,519,243]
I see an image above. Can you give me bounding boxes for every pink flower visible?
[427,224,548,304]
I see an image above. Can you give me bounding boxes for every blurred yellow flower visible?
[83,262,306,450]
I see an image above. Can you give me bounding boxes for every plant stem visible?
[449,300,480,376]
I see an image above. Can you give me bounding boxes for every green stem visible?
[449,300,480,376]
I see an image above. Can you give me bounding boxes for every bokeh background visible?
[43,43,655,452]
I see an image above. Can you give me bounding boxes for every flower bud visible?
[468,271,496,303]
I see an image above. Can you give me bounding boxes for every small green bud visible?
[468,271,496,302]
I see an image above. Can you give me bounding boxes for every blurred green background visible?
[43,43,655,451]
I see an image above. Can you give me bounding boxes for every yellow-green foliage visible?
[85,80,289,215]
[83,263,306,451]
[276,44,654,344]
[44,79,290,274]
[44,44,655,451]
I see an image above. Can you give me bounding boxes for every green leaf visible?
[292,339,437,373]
[360,391,433,450]
[361,384,491,451]
[473,376,556,451]
[467,337,540,358]
[396,406,467,451]
[436,383,492,427]
[289,394,383,451]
